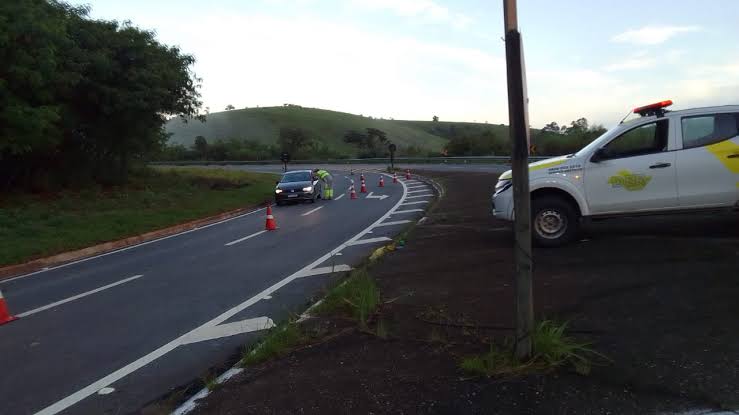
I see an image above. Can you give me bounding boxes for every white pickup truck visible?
[493,101,739,246]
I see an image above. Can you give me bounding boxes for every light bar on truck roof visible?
[633,100,673,116]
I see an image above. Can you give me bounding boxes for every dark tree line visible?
[1,0,202,191]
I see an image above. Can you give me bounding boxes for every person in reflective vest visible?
[313,169,333,200]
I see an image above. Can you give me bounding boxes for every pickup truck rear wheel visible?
[532,196,580,247]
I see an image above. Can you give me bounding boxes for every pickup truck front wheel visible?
[532,196,580,247]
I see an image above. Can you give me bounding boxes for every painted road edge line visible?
[224,230,268,247]
[33,174,409,415]
[301,206,324,216]
[17,275,144,318]
[3,207,268,284]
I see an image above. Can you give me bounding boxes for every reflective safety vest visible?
[316,170,330,179]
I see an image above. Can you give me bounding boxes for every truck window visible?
[681,113,739,149]
[603,119,669,159]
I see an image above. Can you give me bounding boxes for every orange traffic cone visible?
[265,205,277,231]
[405,169,411,180]
[0,288,18,326]
[350,184,358,199]
[393,172,398,183]
[360,179,367,193]
[378,176,385,187]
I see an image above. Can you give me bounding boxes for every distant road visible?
[223,162,511,175]
[0,169,433,415]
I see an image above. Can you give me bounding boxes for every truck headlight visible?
[302,186,313,192]
[495,179,512,194]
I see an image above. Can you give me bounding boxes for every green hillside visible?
[165,106,454,155]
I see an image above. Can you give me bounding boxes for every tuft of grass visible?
[375,319,388,339]
[459,320,607,377]
[0,167,278,266]
[241,321,305,367]
[312,269,380,326]
[203,374,219,392]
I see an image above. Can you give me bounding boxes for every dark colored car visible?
[275,170,321,205]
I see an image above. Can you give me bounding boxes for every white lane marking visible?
[96,387,115,396]
[173,367,244,415]
[365,192,389,200]
[34,175,408,415]
[406,185,428,189]
[391,209,424,214]
[17,275,143,318]
[301,206,324,216]
[407,189,430,194]
[374,220,412,227]
[401,201,429,206]
[224,230,268,247]
[347,237,392,246]
[295,264,352,278]
[181,317,275,345]
[2,207,268,284]
[405,194,433,199]
[404,180,421,184]
[334,193,345,200]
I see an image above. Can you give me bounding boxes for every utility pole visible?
[503,0,533,360]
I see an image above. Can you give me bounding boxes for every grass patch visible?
[241,320,306,367]
[0,167,279,266]
[460,320,606,377]
[311,268,380,326]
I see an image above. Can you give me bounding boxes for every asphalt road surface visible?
[222,162,510,175]
[0,170,434,415]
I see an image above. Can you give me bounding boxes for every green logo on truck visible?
[607,170,651,191]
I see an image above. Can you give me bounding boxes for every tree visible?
[278,127,311,157]
[0,0,202,189]
[542,122,561,133]
[225,104,235,110]
[193,136,208,159]
[433,115,439,122]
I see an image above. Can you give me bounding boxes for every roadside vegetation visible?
[311,268,381,327]
[0,167,278,266]
[460,320,608,378]
[241,320,307,367]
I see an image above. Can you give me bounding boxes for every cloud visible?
[611,25,701,45]
[350,0,472,29]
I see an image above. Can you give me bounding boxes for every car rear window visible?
[681,113,739,149]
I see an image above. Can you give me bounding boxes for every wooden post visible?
[503,0,533,360]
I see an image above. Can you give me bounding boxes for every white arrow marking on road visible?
[181,317,275,345]
[295,264,352,278]
[365,192,389,200]
[17,275,144,318]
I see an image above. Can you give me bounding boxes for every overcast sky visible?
[75,0,739,128]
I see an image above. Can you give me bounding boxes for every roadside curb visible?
[0,205,266,281]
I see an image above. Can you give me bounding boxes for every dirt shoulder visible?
[193,171,739,415]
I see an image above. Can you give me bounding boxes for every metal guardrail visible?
[150,155,554,166]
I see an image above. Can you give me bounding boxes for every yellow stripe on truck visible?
[499,159,566,180]
[706,140,739,173]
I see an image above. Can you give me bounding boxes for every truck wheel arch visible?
[530,187,584,217]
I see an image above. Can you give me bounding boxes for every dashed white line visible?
[17,275,144,318]
[301,206,324,216]
[374,220,412,227]
[224,230,268,246]
[334,193,345,200]
[347,237,392,246]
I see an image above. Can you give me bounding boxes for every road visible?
[0,169,434,415]
[208,162,511,175]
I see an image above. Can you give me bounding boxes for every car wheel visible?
[531,196,580,247]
